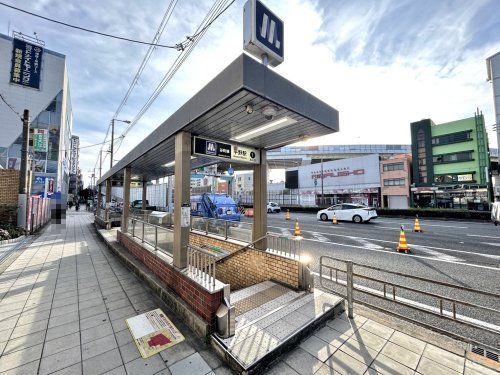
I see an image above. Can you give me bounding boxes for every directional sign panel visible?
[192,136,260,164]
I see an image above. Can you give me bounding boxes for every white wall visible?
[0,34,66,148]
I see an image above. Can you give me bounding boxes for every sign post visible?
[192,136,260,164]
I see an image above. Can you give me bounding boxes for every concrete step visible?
[211,281,344,374]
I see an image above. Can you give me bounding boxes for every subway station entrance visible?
[95,53,340,373]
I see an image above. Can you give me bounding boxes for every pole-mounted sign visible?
[243,0,284,67]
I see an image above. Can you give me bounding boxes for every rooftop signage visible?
[243,0,284,67]
[10,38,43,89]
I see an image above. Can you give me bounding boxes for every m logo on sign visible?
[206,141,217,155]
[260,13,280,49]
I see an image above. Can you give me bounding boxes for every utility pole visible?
[110,119,114,170]
[18,109,30,230]
[321,157,324,207]
[99,150,102,179]
[19,109,30,194]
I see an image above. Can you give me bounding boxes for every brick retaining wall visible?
[117,231,223,329]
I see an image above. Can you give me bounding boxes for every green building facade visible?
[410,111,490,210]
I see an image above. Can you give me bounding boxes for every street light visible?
[110,119,131,170]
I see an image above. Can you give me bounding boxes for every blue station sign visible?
[243,0,284,67]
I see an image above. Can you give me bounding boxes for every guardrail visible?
[128,217,173,256]
[187,245,217,290]
[319,255,500,356]
[267,232,302,260]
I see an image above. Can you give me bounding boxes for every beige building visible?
[380,154,412,209]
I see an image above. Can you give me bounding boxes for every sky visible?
[1,0,499,186]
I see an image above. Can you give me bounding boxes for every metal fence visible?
[319,255,500,357]
[28,196,51,233]
[187,245,217,290]
[127,217,173,256]
[190,216,252,243]
[267,232,302,260]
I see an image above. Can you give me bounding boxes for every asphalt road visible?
[245,212,500,349]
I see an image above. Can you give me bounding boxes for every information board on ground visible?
[126,308,184,358]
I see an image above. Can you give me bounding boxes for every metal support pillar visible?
[253,150,267,250]
[105,179,111,229]
[142,179,147,210]
[173,131,191,268]
[121,167,131,233]
[97,184,102,217]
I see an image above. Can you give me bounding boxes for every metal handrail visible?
[187,245,217,289]
[267,232,302,259]
[319,255,500,335]
[129,218,173,255]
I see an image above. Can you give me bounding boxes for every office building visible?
[410,111,490,209]
[0,32,73,200]
[380,154,412,209]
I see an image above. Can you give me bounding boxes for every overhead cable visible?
[0,92,22,120]
[114,0,234,156]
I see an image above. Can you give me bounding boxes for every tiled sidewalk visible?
[0,212,231,375]
[267,312,498,375]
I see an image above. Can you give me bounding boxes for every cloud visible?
[1,0,499,186]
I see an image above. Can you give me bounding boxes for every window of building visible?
[383,162,404,172]
[433,151,473,164]
[431,131,472,146]
[383,178,405,186]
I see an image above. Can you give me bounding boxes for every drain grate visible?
[471,345,499,362]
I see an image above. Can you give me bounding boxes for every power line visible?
[114,0,234,156]
[0,92,22,120]
[58,136,123,152]
[97,0,179,170]
[0,1,182,49]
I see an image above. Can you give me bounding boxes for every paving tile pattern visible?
[267,310,498,374]
[0,212,229,375]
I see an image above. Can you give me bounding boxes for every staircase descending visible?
[211,281,343,374]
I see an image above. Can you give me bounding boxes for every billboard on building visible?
[296,154,381,193]
[70,136,79,174]
[10,38,43,89]
[33,129,48,152]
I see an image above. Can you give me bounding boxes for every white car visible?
[267,202,281,213]
[317,203,378,223]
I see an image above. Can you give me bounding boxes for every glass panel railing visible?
[206,219,226,238]
[157,227,174,256]
[191,216,206,232]
[227,221,252,243]
[143,224,156,247]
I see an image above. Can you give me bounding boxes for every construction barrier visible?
[332,213,338,225]
[396,226,410,253]
[245,208,254,217]
[285,209,291,221]
[413,216,423,233]
[294,218,301,237]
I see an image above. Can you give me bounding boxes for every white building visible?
[0,33,73,199]
[487,52,500,201]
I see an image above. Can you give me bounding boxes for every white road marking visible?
[312,232,329,242]
[411,245,463,262]
[481,243,500,248]
[268,225,500,260]
[468,234,500,239]
[311,271,500,334]
[375,218,469,229]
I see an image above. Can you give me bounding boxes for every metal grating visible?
[471,345,499,362]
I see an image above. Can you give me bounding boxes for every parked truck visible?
[190,193,241,221]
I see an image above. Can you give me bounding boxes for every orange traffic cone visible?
[332,213,338,225]
[285,209,291,221]
[396,226,410,253]
[294,218,301,237]
[413,216,423,233]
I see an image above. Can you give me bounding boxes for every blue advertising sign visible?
[10,38,43,89]
[34,176,46,185]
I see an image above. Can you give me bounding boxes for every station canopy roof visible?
[98,54,339,184]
